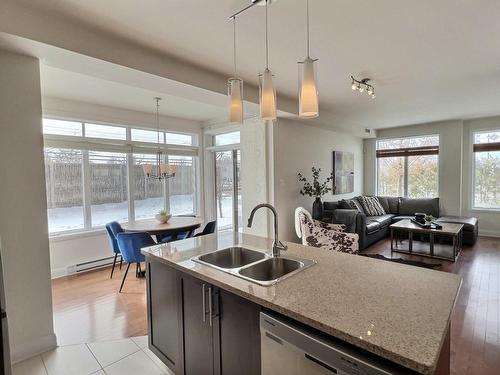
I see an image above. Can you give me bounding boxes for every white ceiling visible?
[14,0,500,129]
[40,65,226,121]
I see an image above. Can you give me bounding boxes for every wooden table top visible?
[390,219,463,235]
[121,217,203,235]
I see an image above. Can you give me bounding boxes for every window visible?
[44,148,85,232]
[214,131,240,146]
[168,156,196,215]
[89,151,128,227]
[133,154,166,220]
[43,118,200,234]
[376,135,439,198]
[131,128,163,143]
[85,123,126,140]
[472,130,500,209]
[165,132,194,146]
[43,119,82,136]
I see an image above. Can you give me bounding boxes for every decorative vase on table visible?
[298,166,334,221]
[312,197,323,220]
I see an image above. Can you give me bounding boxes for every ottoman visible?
[435,216,478,245]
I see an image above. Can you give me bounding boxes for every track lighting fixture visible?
[350,76,376,99]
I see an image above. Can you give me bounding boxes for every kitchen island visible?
[142,231,461,375]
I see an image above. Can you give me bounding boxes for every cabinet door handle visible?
[202,283,206,323]
[208,286,213,327]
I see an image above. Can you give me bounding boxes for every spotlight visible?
[350,76,376,99]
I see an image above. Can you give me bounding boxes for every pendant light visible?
[143,97,176,180]
[227,17,243,124]
[298,0,319,118]
[259,0,277,121]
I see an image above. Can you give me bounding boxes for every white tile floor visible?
[12,336,174,375]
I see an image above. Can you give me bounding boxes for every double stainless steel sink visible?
[192,246,315,286]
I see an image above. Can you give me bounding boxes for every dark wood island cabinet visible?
[147,259,261,375]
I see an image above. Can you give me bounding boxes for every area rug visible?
[359,253,441,269]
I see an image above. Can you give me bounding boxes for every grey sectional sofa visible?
[323,196,478,250]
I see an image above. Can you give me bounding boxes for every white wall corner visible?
[11,333,57,365]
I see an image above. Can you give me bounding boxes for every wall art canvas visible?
[333,151,354,194]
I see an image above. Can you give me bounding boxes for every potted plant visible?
[155,209,172,224]
[298,167,334,220]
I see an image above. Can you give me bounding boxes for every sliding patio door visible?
[214,150,241,232]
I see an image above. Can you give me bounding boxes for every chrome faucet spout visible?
[247,203,287,257]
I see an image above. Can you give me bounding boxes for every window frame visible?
[471,129,500,211]
[43,117,201,236]
[375,134,440,198]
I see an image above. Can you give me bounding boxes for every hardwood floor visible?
[52,264,147,346]
[365,236,500,375]
[51,237,500,374]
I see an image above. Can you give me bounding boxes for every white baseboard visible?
[51,267,67,279]
[479,230,500,238]
[11,333,57,364]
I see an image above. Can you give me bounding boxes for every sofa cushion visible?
[323,201,339,211]
[366,214,395,228]
[358,196,386,216]
[345,198,365,214]
[376,196,400,214]
[399,197,439,217]
[392,215,414,222]
[366,220,381,234]
[435,216,478,232]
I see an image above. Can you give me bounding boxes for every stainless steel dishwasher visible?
[260,312,412,375]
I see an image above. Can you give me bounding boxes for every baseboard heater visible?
[67,256,116,274]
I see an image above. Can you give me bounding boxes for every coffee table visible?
[390,219,463,262]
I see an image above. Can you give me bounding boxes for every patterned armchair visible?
[295,207,359,254]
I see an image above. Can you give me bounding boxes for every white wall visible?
[49,232,110,278]
[273,118,364,242]
[364,120,463,215]
[0,50,56,362]
[364,118,500,237]
[240,118,272,238]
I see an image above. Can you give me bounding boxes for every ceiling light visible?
[143,98,176,181]
[259,1,277,121]
[350,76,376,99]
[227,17,243,124]
[298,0,318,118]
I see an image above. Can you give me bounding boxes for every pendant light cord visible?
[155,97,161,152]
[233,17,237,77]
[265,0,269,69]
[306,0,310,58]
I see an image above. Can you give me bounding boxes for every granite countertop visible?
[141,231,461,375]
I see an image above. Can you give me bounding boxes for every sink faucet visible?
[247,203,288,257]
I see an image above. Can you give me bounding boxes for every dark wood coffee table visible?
[390,219,463,262]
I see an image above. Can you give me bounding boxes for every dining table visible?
[121,216,203,243]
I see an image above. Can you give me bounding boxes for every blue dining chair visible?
[194,220,217,237]
[116,232,156,293]
[158,214,196,243]
[105,221,124,279]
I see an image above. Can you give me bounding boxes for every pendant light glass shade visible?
[298,57,319,118]
[227,77,243,123]
[259,68,277,121]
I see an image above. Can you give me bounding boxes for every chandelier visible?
[143,97,176,180]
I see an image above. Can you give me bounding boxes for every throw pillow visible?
[346,199,364,213]
[358,196,386,216]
